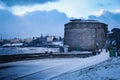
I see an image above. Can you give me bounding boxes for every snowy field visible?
[0,47,60,56]
[0,50,110,80]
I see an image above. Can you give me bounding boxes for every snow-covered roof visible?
[2,43,23,47]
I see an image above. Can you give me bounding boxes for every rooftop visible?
[70,19,99,23]
[65,19,108,26]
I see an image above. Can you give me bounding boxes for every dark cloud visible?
[0,0,58,7]
[0,9,69,39]
[88,11,120,30]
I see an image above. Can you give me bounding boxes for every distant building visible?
[0,39,4,46]
[0,39,4,43]
[10,38,21,43]
[52,41,63,46]
[46,36,54,42]
[23,38,33,43]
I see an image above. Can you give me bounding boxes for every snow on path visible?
[49,49,110,80]
[0,49,109,80]
[52,58,120,80]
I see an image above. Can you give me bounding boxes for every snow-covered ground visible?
[0,47,60,55]
[0,50,110,80]
[52,57,120,80]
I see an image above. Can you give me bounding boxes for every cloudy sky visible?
[0,0,120,38]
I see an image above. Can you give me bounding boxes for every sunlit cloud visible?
[90,9,106,16]
[1,0,120,18]
[113,9,120,13]
[6,0,92,18]
[91,9,120,17]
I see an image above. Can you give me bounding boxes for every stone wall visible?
[64,20,108,51]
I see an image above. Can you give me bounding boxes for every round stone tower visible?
[64,19,108,51]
